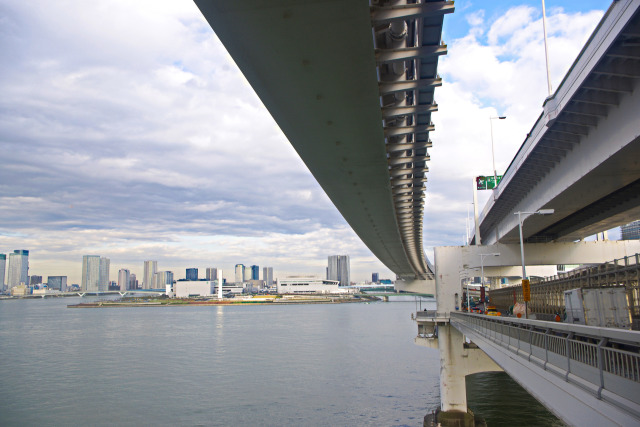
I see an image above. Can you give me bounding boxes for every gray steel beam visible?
[371,2,454,24]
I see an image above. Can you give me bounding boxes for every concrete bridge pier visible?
[437,324,474,425]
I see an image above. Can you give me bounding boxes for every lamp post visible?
[514,209,554,318]
[541,0,552,96]
[490,116,506,188]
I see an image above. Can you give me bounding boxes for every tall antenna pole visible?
[542,0,552,96]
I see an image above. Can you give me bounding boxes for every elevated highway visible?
[194,0,453,280]
[192,0,640,425]
[477,0,640,245]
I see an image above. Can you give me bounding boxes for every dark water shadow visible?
[466,372,566,427]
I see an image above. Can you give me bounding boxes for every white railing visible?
[451,312,640,417]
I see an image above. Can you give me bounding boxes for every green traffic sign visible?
[476,175,503,190]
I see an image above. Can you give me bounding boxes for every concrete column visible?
[438,324,468,412]
[434,245,469,416]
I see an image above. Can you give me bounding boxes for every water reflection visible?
[466,372,566,426]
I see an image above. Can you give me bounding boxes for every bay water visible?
[0,297,562,426]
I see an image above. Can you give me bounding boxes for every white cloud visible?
[0,1,608,285]
[425,4,604,249]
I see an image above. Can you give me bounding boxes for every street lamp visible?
[514,209,554,318]
[541,0,552,96]
[479,253,500,311]
[490,116,506,188]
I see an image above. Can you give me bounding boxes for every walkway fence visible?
[489,253,640,329]
[451,312,640,419]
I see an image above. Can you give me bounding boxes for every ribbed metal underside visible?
[194,0,451,279]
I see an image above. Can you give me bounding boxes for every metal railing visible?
[415,310,448,319]
[451,312,640,417]
[489,253,640,327]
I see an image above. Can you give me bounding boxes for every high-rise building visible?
[81,255,101,292]
[235,264,244,283]
[29,275,43,286]
[206,267,218,281]
[99,257,110,292]
[263,267,274,287]
[155,271,174,287]
[143,261,158,289]
[250,265,259,280]
[0,253,6,292]
[621,220,640,240]
[47,276,68,291]
[129,273,138,290]
[372,273,379,283]
[118,269,130,291]
[6,250,29,290]
[327,255,350,286]
[186,268,198,281]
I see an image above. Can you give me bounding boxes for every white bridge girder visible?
[478,0,640,245]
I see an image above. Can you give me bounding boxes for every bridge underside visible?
[478,2,640,245]
[194,0,452,279]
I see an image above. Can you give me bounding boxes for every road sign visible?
[522,279,531,302]
[476,175,503,190]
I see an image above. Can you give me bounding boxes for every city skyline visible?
[0,1,613,284]
[3,248,352,287]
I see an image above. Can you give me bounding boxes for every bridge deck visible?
[478,0,640,245]
[450,312,640,426]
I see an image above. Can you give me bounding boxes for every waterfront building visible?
[10,284,30,296]
[174,281,214,298]
[99,257,110,292]
[327,255,350,286]
[6,250,29,290]
[118,269,130,291]
[243,265,250,282]
[0,253,5,291]
[621,220,640,240]
[143,260,157,289]
[235,264,244,283]
[81,255,100,292]
[47,276,68,291]
[205,267,218,281]
[372,272,379,283]
[263,267,274,287]
[155,271,174,287]
[186,268,198,281]
[276,277,340,294]
[250,265,259,280]
[129,273,138,290]
[246,279,265,293]
[29,275,42,286]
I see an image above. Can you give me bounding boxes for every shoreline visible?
[67,295,379,308]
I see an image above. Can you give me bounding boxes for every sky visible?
[0,0,614,285]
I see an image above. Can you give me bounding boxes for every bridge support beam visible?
[394,278,434,294]
[438,324,468,413]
